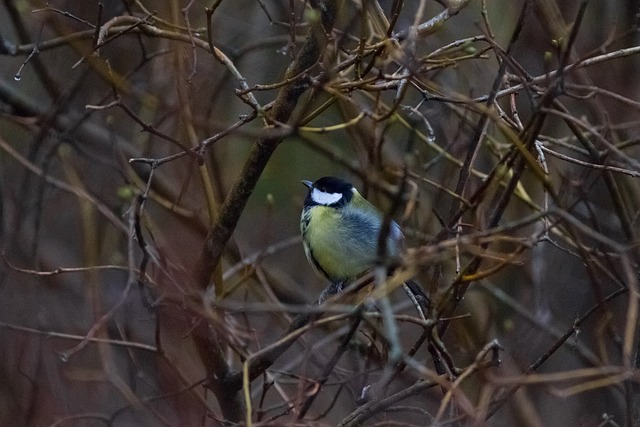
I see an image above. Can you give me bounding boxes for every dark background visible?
[1,0,640,426]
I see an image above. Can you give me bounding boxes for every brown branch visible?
[486,286,628,420]
[394,0,473,40]
[186,1,339,423]
[297,310,363,419]
[192,0,339,289]
[0,321,157,352]
[337,379,439,426]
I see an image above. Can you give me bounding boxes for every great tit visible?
[300,176,429,309]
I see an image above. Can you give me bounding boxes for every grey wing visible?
[342,207,404,258]
[340,208,381,260]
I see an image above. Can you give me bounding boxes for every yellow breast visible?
[302,206,378,282]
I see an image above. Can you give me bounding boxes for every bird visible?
[300,176,429,311]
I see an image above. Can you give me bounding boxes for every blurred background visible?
[1,0,640,425]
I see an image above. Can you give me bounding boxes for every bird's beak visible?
[301,180,313,189]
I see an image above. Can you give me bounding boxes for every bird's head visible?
[302,176,356,209]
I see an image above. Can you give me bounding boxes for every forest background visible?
[1,0,640,426]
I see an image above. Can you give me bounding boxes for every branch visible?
[192,0,339,289]
[394,0,473,40]
[188,1,340,423]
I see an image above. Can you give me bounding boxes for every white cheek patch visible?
[311,188,343,205]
